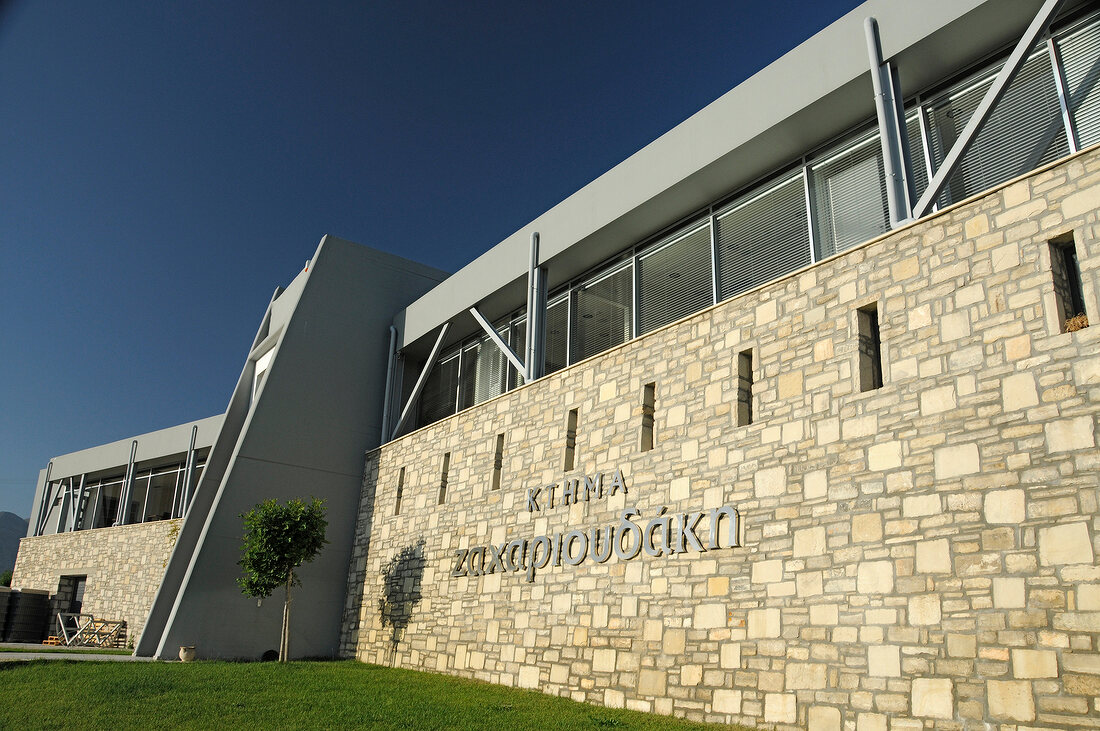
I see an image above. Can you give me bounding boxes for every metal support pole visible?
[524,232,546,382]
[116,440,138,526]
[865,17,914,228]
[69,474,85,531]
[180,425,198,517]
[1047,36,1079,153]
[912,0,1066,218]
[34,462,54,536]
[469,307,526,375]
[391,322,451,440]
[381,325,398,444]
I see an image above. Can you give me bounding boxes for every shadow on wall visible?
[378,539,425,663]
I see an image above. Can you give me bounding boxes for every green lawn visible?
[0,660,747,730]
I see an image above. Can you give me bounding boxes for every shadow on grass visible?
[378,539,425,663]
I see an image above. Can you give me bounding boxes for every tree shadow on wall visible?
[378,539,425,663]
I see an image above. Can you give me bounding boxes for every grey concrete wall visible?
[140,236,446,660]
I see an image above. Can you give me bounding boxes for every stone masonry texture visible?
[13,519,182,644]
[352,147,1099,727]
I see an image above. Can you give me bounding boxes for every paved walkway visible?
[0,642,155,662]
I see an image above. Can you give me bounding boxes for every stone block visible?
[778,371,803,399]
[713,689,742,715]
[753,559,783,583]
[867,645,900,677]
[909,595,941,625]
[663,628,686,655]
[911,678,953,719]
[868,441,902,471]
[719,642,741,669]
[993,577,1025,608]
[680,664,702,686]
[638,668,666,697]
[693,603,726,629]
[804,469,828,499]
[1061,182,1100,217]
[810,603,838,625]
[920,385,956,416]
[903,494,940,518]
[755,466,786,498]
[1002,372,1038,411]
[987,679,1034,722]
[1045,416,1095,453]
[794,526,826,557]
[593,648,616,673]
[852,513,882,543]
[1012,649,1057,678]
[984,489,1024,524]
[518,665,540,689]
[1039,522,1094,566]
[748,607,781,638]
[857,561,894,593]
[916,538,952,573]
[1079,584,1100,611]
[808,706,841,731]
[857,712,886,731]
[934,443,980,480]
[786,662,827,689]
[765,693,797,723]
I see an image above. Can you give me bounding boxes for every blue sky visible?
[0,0,862,517]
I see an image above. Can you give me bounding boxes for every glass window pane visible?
[572,263,633,363]
[418,353,459,426]
[544,299,568,375]
[1058,15,1100,148]
[716,174,811,300]
[637,221,713,334]
[810,132,889,260]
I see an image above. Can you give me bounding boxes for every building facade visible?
[12,0,1100,727]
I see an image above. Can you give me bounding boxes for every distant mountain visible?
[0,512,29,574]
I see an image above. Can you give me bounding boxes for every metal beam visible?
[381,325,399,443]
[180,425,198,518]
[391,322,451,440]
[912,0,1066,218]
[34,462,54,536]
[469,306,526,376]
[116,440,138,526]
[524,232,548,382]
[865,17,914,228]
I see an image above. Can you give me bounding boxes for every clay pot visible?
[179,645,196,662]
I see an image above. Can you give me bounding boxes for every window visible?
[437,453,450,505]
[736,349,754,426]
[394,467,405,516]
[572,263,633,363]
[491,434,505,491]
[1050,234,1089,332]
[810,131,890,260]
[563,409,579,472]
[857,304,884,392]
[716,173,811,300]
[637,222,712,334]
[640,383,656,452]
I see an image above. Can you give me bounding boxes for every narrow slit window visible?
[438,453,450,505]
[491,434,505,491]
[394,467,405,516]
[640,382,656,452]
[563,409,579,472]
[857,304,884,391]
[1050,235,1089,332]
[736,349,753,426]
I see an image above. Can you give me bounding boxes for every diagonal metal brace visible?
[469,306,526,376]
[912,0,1066,219]
[391,322,450,440]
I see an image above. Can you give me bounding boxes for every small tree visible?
[0,569,12,587]
[238,498,327,662]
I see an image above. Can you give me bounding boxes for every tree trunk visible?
[280,569,293,662]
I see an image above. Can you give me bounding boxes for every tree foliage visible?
[238,498,328,599]
[0,570,11,587]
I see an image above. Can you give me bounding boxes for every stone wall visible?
[13,519,182,644]
[343,148,1100,728]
